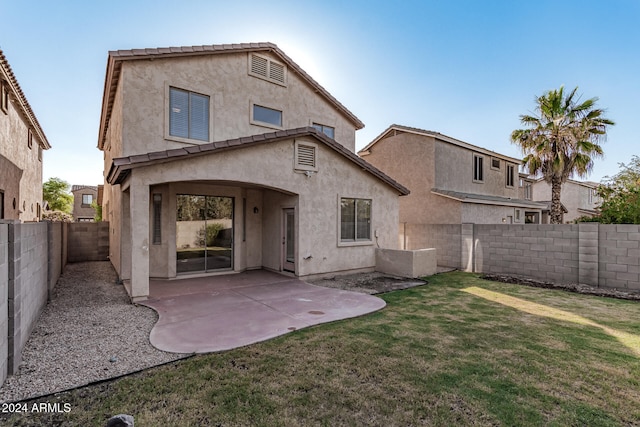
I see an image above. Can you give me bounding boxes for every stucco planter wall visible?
[375,248,437,278]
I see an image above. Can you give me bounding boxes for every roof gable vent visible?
[249,53,286,86]
[295,141,318,172]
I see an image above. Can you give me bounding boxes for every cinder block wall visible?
[47,221,68,294]
[7,222,49,374]
[401,223,462,268]
[598,225,640,289]
[67,222,109,262]
[474,224,580,284]
[0,224,8,386]
[410,223,640,291]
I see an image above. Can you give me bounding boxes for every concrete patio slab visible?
[141,270,386,353]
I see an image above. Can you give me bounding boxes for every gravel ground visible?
[0,262,189,403]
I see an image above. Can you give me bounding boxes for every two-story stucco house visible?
[98,43,408,301]
[0,50,50,222]
[71,185,98,222]
[358,125,545,225]
[532,178,599,223]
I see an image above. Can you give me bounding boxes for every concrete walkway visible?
[141,270,386,353]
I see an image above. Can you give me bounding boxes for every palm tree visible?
[511,86,614,223]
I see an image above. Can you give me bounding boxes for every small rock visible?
[109,357,118,363]
[106,414,135,426]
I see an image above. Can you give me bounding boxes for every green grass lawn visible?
[5,272,640,426]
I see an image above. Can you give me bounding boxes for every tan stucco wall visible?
[0,94,43,221]
[116,137,400,295]
[115,52,357,157]
[461,203,527,224]
[71,188,98,220]
[533,180,600,222]
[434,141,520,199]
[362,131,530,225]
[361,132,463,224]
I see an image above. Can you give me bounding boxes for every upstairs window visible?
[169,87,209,141]
[506,164,515,187]
[249,54,286,85]
[252,104,282,127]
[27,129,33,149]
[473,154,484,182]
[312,123,335,139]
[524,182,532,200]
[82,194,93,207]
[491,157,501,170]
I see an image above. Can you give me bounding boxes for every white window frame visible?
[473,154,484,183]
[338,196,373,247]
[251,103,283,129]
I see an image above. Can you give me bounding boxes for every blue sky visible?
[1,0,638,186]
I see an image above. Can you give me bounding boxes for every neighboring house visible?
[532,178,600,223]
[358,125,545,225]
[0,50,51,222]
[98,43,408,301]
[71,185,98,222]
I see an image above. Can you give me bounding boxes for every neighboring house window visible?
[340,198,371,242]
[0,82,8,113]
[252,104,282,127]
[0,191,4,219]
[82,194,93,207]
[312,123,335,139]
[491,157,501,170]
[38,146,42,162]
[294,141,318,171]
[506,164,515,187]
[473,154,484,182]
[169,87,210,141]
[524,182,532,200]
[515,209,521,222]
[249,53,287,85]
[27,129,33,149]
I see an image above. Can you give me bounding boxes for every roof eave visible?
[106,127,409,195]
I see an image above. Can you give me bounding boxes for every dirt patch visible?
[309,272,428,294]
[482,273,640,302]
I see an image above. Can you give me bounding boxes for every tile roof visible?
[359,124,522,164]
[0,50,50,149]
[431,188,547,209]
[71,185,98,192]
[98,42,364,149]
[106,126,410,196]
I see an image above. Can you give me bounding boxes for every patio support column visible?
[129,177,150,301]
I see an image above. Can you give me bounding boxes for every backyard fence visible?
[401,223,640,291]
[0,221,108,388]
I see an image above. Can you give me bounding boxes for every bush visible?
[197,223,225,247]
[43,211,74,222]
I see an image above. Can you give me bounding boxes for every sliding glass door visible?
[176,195,233,273]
